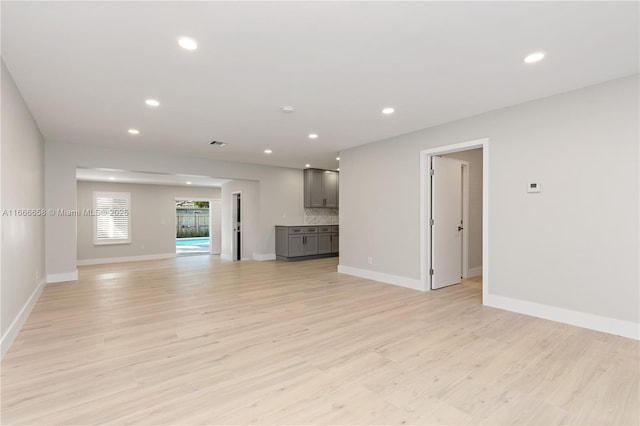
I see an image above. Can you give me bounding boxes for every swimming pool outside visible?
[176,237,210,255]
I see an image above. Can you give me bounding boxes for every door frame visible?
[231,191,242,261]
[420,138,489,302]
[174,197,217,255]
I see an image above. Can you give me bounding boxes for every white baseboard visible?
[47,270,78,283]
[1,278,46,359]
[77,253,175,266]
[337,265,425,291]
[253,253,276,261]
[467,266,482,278]
[220,253,232,261]
[484,294,640,340]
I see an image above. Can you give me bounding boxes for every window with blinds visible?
[93,191,131,245]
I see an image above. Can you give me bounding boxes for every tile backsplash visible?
[304,208,338,225]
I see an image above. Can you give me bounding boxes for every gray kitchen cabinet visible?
[287,235,305,257]
[331,226,340,253]
[304,169,339,208]
[275,225,338,261]
[303,234,318,255]
[318,233,332,254]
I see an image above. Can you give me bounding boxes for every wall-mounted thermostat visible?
[527,182,541,193]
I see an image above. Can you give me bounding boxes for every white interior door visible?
[431,156,463,289]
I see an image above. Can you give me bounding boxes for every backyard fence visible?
[176,208,210,238]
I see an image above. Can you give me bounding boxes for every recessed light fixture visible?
[264,149,272,154]
[336,157,340,161]
[280,105,295,113]
[186,181,193,185]
[308,133,318,139]
[209,141,227,147]
[178,37,198,51]
[524,52,545,64]
[128,129,140,135]
[337,168,340,171]
[108,177,115,181]
[382,107,395,115]
[305,164,311,168]
[145,99,160,107]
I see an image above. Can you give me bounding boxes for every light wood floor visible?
[2,256,638,425]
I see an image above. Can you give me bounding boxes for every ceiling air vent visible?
[209,140,227,147]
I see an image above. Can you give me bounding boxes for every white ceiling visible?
[2,1,638,171]
[76,168,229,187]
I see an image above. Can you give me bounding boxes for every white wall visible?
[45,141,305,277]
[76,181,220,263]
[1,61,46,357]
[339,75,639,334]
[444,148,483,274]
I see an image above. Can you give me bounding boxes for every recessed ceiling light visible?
[178,37,198,51]
[382,107,395,115]
[186,181,192,185]
[308,133,318,139]
[305,164,311,168]
[524,52,545,64]
[145,99,160,107]
[336,157,340,161]
[128,129,140,135]
[108,177,115,181]
[280,105,295,113]
[264,149,272,154]
[337,168,340,171]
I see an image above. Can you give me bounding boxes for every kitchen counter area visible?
[275,225,338,261]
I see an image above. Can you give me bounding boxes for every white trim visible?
[77,253,175,266]
[420,138,489,293]
[253,253,276,261]
[485,294,640,341]
[220,253,232,261]
[467,266,483,278]
[1,278,47,359]
[338,265,423,291]
[461,161,470,279]
[47,270,78,283]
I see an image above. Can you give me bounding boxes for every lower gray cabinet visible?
[331,232,339,253]
[303,234,318,255]
[287,235,305,257]
[318,233,332,254]
[276,225,338,261]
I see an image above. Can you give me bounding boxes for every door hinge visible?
[430,218,434,226]
[429,169,434,176]
[429,268,434,276]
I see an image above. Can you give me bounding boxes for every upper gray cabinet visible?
[304,169,339,208]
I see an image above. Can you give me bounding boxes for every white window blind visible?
[93,192,131,245]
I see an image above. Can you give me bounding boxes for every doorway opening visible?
[231,192,242,261]
[420,138,488,301]
[175,199,221,256]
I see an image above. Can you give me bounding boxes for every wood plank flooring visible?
[1,256,638,425]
